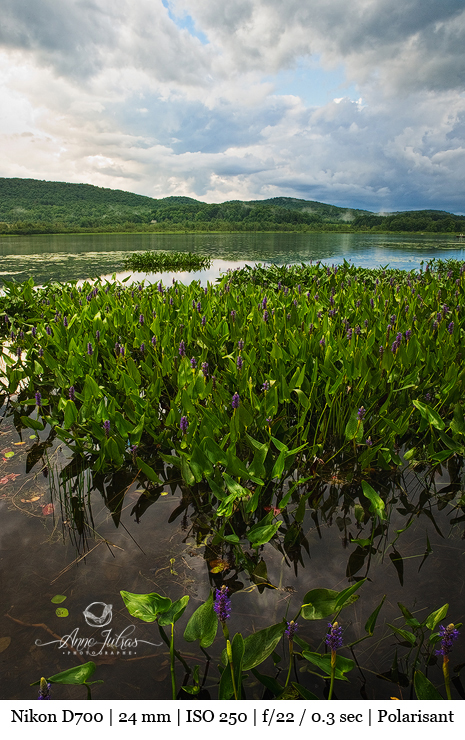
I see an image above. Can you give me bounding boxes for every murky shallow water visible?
[0,407,464,700]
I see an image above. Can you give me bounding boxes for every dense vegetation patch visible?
[124,251,212,272]
[1,258,464,486]
[1,177,464,234]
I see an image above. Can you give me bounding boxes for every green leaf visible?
[301,589,339,620]
[51,595,67,604]
[55,608,69,618]
[120,590,171,622]
[63,399,78,429]
[413,399,445,430]
[365,595,386,635]
[48,662,97,685]
[302,651,354,680]
[136,457,162,484]
[183,591,218,648]
[398,602,421,628]
[388,624,416,645]
[158,595,190,626]
[291,683,319,700]
[219,633,244,700]
[300,586,359,621]
[20,415,44,431]
[344,411,359,441]
[334,579,365,611]
[361,480,386,520]
[181,456,195,487]
[414,670,443,700]
[4,451,14,459]
[241,622,286,670]
[425,603,449,631]
[247,522,282,547]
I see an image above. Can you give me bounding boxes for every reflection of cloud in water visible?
[0,233,464,287]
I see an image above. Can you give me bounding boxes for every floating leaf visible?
[51,595,67,604]
[42,503,54,516]
[0,637,11,654]
[55,608,69,618]
[4,451,14,459]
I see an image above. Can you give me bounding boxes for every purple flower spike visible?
[325,622,343,651]
[213,585,231,623]
[35,391,42,408]
[139,314,144,325]
[237,355,243,370]
[448,321,454,335]
[180,416,188,434]
[263,310,269,323]
[179,340,186,357]
[238,339,244,351]
[38,678,51,700]
[190,357,197,369]
[285,620,298,640]
[263,380,270,391]
[436,624,460,656]
[140,343,145,355]
[201,361,209,377]
[230,309,236,320]
[69,386,76,402]
[357,407,366,420]
[87,342,93,356]
[103,420,110,438]
[201,315,206,326]
[151,336,157,346]
[232,392,240,409]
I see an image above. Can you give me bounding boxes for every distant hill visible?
[0,177,464,234]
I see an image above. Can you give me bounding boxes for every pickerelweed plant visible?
[1,259,465,546]
[31,663,103,700]
[117,582,462,700]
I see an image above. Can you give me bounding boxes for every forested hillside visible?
[0,177,464,234]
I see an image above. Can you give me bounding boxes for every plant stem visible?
[170,622,176,701]
[226,638,238,700]
[328,650,336,700]
[443,656,452,700]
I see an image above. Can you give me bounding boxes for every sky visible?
[1,0,465,213]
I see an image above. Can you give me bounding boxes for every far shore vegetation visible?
[1,176,465,236]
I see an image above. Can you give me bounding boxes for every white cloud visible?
[0,0,464,212]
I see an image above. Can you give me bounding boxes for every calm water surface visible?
[0,232,464,285]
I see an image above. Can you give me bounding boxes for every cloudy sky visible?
[1,0,465,212]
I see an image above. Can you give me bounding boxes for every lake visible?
[0,231,464,701]
[0,231,464,286]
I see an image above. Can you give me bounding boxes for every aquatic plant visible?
[124,251,211,272]
[0,259,464,554]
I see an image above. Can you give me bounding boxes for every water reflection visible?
[0,232,464,285]
[1,402,464,699]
